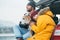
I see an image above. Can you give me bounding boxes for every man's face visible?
[26,5,32,12]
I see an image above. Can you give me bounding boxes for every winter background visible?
[0,0,28,40]
[0,0,29,24]
[0,0,60,40]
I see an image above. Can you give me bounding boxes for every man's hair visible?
[27,1,36,9]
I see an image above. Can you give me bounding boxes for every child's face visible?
[33,15,38,21]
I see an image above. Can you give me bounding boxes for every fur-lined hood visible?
[38,7,54,17]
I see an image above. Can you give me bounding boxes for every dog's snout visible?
[23,18,25,20]
[20,21,21,24]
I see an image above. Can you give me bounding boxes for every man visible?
[13,1,38,40]
[26,1,38,22]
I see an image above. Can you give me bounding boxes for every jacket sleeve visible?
[31,15,55,33]
[31,16,48,33]
[27,25,55,40]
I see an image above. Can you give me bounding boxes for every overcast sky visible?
[0,0,28,24]
[0,0,60,24]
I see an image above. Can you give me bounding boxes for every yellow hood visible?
[45,10,54,17]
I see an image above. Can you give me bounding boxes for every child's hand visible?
[30,22,35,26]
